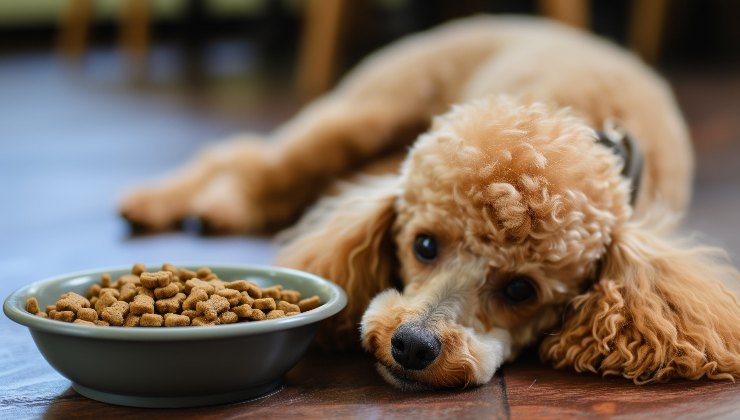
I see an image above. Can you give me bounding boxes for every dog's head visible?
[361,96,632,388]
[280,95,740,389]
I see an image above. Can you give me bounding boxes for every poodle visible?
[120,16,740,389]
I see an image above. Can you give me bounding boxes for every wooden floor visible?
[1,43,739,418]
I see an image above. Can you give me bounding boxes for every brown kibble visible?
[57,292,90,313]
[219,311,238,324]
[95,320,110,326]
[85,284,101,299]
[77,307,98,322]
[183,287,209,310]
[280,290,301,304]
[181,309,198,319]
[162,263,177,275]
[266,310,285,320]
[140,313,164,327]
[178,268,197,280]
[298,295,322,312]
[89,296,98,306]
[140,271,172,288]
[247,309,266,321]
[224,280,250,292]
[48,309,57,318]
[196,295,230,321]
[184,279,215,295]
[233,304,253,318]
[136,286,154,298]
[277,301,300,313]
[36,311,49,318]
[216,288,241,307]
[101,301,129,326]
[164,313,190,327]
[172,281,186,293]
[101,273,112,287]
[73,319,95,326]
[95,291,118,314]
[26,297,40,314]
[253,298,276,312]
[243,281,262,299]
[99,288,120,299]
[45,305,56,313]
[196,267,212,279]
[154,282,179,299]
[155,293,186,314]
[191,316,218,326]
[118,274,141,286]
[260,285,283,299]
[131,262,146,276]
[124,314,141,327]
[53,310,75,322]
[286,311,300,316]
[130,294,155,315]
[203,273,219,282]
[240,291,255,306]
[119,283,137,302]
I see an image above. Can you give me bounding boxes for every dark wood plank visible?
[504,351,740,419]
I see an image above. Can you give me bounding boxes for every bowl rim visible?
[3,263,347,341]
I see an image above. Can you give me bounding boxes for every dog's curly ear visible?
[275,176,400,350]
[541,221,740,384]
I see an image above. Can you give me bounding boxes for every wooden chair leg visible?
[629,0,670,64]
[57,0,94,57]
[120,0,152,59]
[296,0,347,100]
[538,0,590,29]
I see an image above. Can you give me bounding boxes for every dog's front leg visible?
[120,95,424,233]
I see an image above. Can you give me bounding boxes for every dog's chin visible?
[376,363,433,391]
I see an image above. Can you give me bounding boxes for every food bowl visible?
[3,264,347,408]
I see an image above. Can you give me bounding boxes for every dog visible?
[120,16,740,389]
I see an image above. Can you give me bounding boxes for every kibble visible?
[25,263,322,327]
[298,296,322,312]
[140,313,163,327]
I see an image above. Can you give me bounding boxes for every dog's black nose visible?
[390,323,441,370]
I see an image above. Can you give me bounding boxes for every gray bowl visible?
[3,264,347,408]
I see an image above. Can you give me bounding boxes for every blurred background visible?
[0,0,739,295]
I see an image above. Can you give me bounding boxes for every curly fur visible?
[541,221,740,383]
[120,16,740,388]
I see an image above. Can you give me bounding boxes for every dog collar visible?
[595,119,644,206]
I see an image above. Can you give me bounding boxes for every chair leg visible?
[120,0,151,59]
[57,0,94,57]
[296,0,347,100]
[538,0,591,29]
[629,0,670,64]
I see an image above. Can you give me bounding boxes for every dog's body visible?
[121,16,740,388]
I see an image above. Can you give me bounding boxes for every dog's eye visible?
[413,234,438,263]
[502,276,536,304]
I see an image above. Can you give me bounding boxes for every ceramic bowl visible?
[3,264,347,408]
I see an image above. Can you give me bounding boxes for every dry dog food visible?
[25,264,323,327]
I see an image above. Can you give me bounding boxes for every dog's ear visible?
[275,176,400,350]
[540,221,740,383]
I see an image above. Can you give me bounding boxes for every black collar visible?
[595,120,644,206]
[587,121,644,286]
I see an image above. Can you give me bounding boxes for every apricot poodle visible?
[121,16,740,389]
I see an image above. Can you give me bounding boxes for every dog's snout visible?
[390,323,441,370]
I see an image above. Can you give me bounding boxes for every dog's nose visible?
[390,323,441,370]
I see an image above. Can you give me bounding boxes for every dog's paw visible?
[119,187,184,231]
[189,172,266,234]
